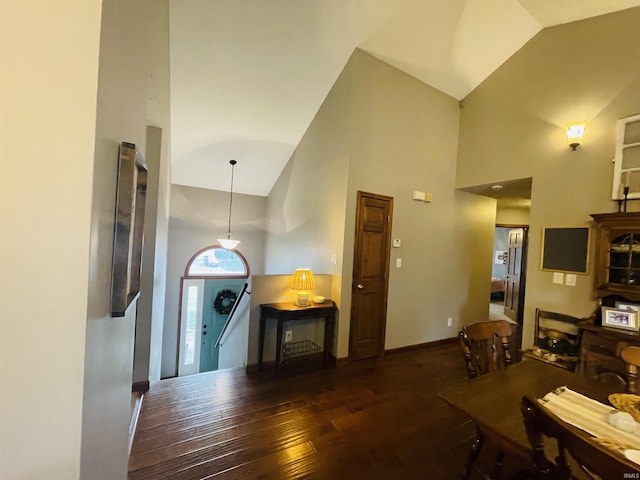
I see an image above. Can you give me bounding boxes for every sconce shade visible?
[218,237,240,250]
[291,268,316,306]
[566,124,586,150]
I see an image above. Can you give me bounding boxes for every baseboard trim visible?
[246,353,338,373]
[385,337,458,355]
[128,392,144,456]
[246,338,457,372]
[132,380,149,393]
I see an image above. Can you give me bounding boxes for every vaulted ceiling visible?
[169,0,640,196]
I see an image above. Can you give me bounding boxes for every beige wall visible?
[0,2,103,479]
[342,50,494,355]
[496,205,530,225]
[134,126,170,384]
[264,58,351,280]
[263,52,351,356]
[133,0,173,385]
[457,7,640,346]
[163,184,267,377]
[265,49,495,359]
[79,1,172,479]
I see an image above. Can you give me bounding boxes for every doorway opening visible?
[490,225,530,326]
[458,177,532,349]
[490,226,511,322]
[177,246,250,376]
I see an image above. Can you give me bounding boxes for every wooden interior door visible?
[504,227,528,323]
[349,191,392,361]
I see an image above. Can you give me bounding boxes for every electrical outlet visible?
[284,330,293,343]
[447,318,453,327]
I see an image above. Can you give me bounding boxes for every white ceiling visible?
[169,0,640,197]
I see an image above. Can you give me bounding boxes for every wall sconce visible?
[291,268,316,306]
[566,124,587,151]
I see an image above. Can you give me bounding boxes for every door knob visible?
[357,283,364,289]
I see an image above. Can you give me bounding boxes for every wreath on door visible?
[213,288,237,315]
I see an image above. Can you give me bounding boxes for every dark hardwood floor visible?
[128,341,529,479]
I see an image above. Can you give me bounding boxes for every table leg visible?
[275,319,283,369]
[462,426,484,479]
[323,316,329,368]
[258,315,266,369]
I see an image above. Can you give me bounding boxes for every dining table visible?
[437,359,630,467]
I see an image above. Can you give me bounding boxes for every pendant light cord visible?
[227,160,237,237]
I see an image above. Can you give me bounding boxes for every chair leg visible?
[462,426,485,479]
[492,451,504,480]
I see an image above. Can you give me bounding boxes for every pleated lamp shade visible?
[291,269,315,306]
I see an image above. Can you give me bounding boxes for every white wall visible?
[0,2,102,479]
[217,278,252,370]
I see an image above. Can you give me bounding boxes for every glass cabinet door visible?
[608,232,640,285]
[592,213,640,301]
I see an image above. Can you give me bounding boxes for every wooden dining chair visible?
[459,319,514,379]
[458,320,515,479]
[521,395,639,479]
[620,345,640,394]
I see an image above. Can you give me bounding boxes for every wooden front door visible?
[504,227,528,323]
[349,191,393,361]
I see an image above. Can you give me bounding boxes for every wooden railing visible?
[215,282,250,347]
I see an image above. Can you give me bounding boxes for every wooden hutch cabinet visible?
[591,212,640,301]
[577,212,640,383]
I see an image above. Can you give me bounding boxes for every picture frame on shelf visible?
[602,306,640,331]
[615,301,640,313]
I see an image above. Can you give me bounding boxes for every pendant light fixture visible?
[217,159,240,250]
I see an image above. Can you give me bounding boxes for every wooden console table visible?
[258,301,336,370]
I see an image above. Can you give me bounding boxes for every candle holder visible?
[617,198,624,213]
[624,186,630,213]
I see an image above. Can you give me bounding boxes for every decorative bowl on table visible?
[609,393,640,423]
[312,295,325,304]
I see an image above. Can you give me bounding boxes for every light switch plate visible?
[553,272,564,284]
[392,239,401,248]
[565,274,577,286]
[396,258,402,268]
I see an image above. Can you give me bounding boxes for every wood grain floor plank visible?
[129,341,530,479]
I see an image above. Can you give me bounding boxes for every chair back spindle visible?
[459,320,513,379]
[521,395,639,478]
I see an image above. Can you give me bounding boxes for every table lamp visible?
[291,268,315,306]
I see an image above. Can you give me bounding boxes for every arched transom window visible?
[185,246,249,278]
